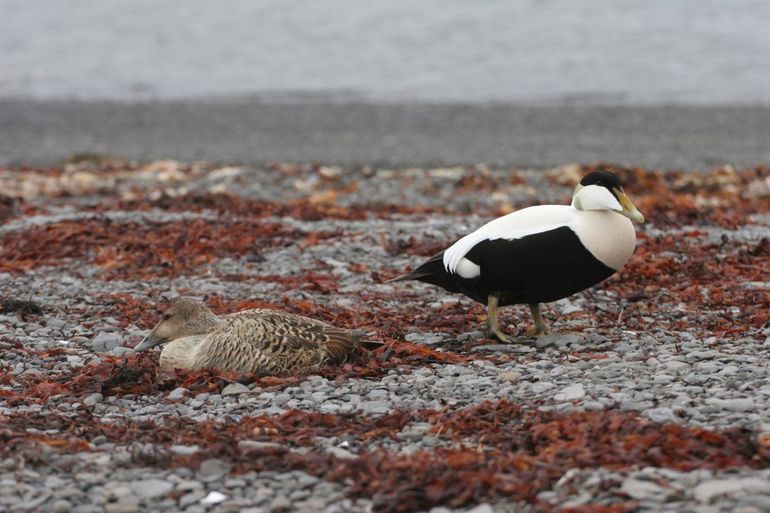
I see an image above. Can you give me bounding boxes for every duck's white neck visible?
[572,184,621,213]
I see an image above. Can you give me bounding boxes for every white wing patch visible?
[443,205,576,274]
[455,258,481,278]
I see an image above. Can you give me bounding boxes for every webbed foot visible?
[526,303,549,337]
[486,295,524,343]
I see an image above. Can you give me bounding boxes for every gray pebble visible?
[46,318,67,329]
[167,387,188,401]
[89,332,124,352]
[83,393,103,407]
[197,459,231,482]
[105,502,139,513]
[129,479,173,499]
[221,382,250,396]
[51,499,73,513]
[170,445,200,455]
[646,407,676,423]
[270,495,292,511]
[238,441,285,451]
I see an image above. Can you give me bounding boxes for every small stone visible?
[665,361,689,372]
[198,458,231,482]
[554,383,585,401]
[553,333,584,348]
[167,387,188,400]
[326,446,357,460]
[73,506,105,513]
[238,440,284,451]
[90,332,123,352]
[456,331,485,342]
[471,344,535,354]
[560,303,583,315]
[274,393,291,405]
[178,491,205,508]
[694,478,770,503]
[531,382,554,394]
[499,371,522,383]
[742,496,770,512]
[270,495,291,511]
[105,502,139,513]
[361,401,391,415]
[224,478,246,488]
[90,435,108,446]
[200,491,227,505]
[366,389,389,400]
[310,391,327,403]
[11,491,52,511]
[705,398,756,412]
[170,445,199,455]
[67,355,84,367]
[399,422,432,441]
[83,393,103,407]
[176,480,204,492]
[646,407,675,423]
[130,479,173,499]
[52,499,73,513]
[687,350,716,360]
[620,476,675,501]
[465,504,494,513]
[534,334,560,349]
[221,382,250,396]
[734,506,764,513]
[47,318,67,328]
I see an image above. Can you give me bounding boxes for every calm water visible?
[2,0,769,104]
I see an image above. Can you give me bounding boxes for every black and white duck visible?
[389,170,645,341]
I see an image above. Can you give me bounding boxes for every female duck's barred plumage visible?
[390,170,645,340]
[190,310,362,374]
[135,299,370,375]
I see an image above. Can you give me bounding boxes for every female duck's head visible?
[571,170,645,223]
[134,298,219,352]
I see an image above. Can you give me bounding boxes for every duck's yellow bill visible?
[614,188,645,223]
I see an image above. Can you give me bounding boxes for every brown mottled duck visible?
[133,298,370,375]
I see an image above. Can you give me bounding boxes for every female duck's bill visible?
[134,298,220,352]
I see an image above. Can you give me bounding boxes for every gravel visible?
[0,161,768,512]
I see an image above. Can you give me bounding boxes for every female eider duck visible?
[390,171,645,341]
[133,298,369,375]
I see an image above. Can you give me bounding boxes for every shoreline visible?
[1,100,769,169]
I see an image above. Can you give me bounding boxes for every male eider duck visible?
[390,171,645,341]
[133,298,369,375]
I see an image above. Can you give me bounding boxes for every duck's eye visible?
[162,313,172,320]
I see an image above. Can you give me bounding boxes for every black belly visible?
[413,226,616,306]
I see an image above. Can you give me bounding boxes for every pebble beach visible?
[1,159,769,512]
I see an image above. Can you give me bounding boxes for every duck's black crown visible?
[580,170,622,189]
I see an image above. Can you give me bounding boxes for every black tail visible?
[386,252,446,283]
[387,250,482,301]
